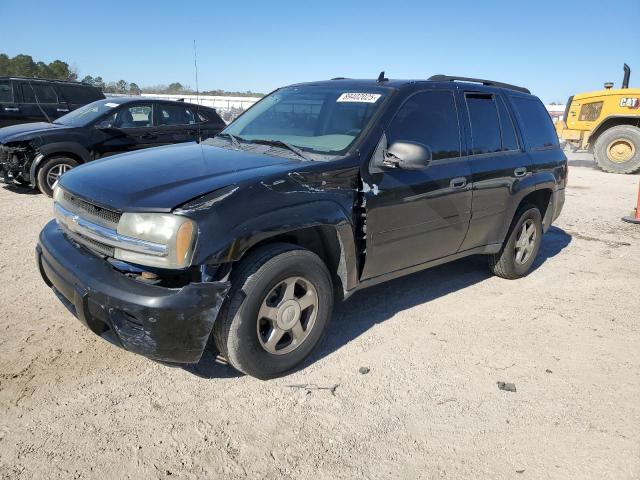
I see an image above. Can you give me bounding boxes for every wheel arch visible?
[588,115,640,150]
[29,142,90,185]
[200,201,360,299]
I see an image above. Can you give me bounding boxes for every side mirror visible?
[383,141,432,170]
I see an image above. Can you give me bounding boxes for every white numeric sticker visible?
[337,93,382,103]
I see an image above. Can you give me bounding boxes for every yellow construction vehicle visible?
[556,64,640,174]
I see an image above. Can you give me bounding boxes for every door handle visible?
[57,108,70,113]
[450,177,467,189]
[514,167,528,178]
[3,107,19,112]
[141,133,157,139]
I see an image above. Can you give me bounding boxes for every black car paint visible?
[37,78,567,364]
[0,77,105,127]
[0,97,225,187]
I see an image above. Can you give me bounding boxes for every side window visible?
[465,93,501,155]
[0,81,13,102]
[20,83,59,104]
[387,90,460,160]
[113,104,153,128]
[510,96,559,149]
[59,85,103,104]
[497,96,519,151]
[158,104,196,126]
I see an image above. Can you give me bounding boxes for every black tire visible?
[36,156,79,197]
[488,206,543,279]
[593,125,640,174]
[213,243,333,379]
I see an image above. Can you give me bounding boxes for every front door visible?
[91,103,159,158]
[362,89,472,280]
[0,80,20,127]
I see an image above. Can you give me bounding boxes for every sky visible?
[2,0,640,103]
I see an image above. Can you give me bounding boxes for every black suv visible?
[36,75,567,379]
[0,77,104,128]
[1,97,226,196]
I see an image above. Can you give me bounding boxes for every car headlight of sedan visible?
[115,212,197,269]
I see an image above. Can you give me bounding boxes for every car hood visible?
[0,122,72,143]
[59,142,300,212]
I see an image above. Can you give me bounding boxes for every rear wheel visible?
[488,206,543,279]
[593,125,640,174]
[36,156,78,197]
[213,243,333,379]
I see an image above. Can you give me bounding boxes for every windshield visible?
[54,99,122,127]
[222,85,389,156]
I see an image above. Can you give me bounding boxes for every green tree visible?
[167,82,183,93]
[81,75,95,86]
[47,59,72,80]
[93,76,105,91]
[35,62,52,78]
[115,79,128,93]
[9,54,37,76]
[0,54,9,76]
[129,82,141,95]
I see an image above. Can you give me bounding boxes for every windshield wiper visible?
[249,139,312,161]
[215,132,243,149]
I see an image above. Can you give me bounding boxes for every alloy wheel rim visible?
[514,219,537,265]
[46,163,73,188]
[257,276,318,355]
[607,139,635,163]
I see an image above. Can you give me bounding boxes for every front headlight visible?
[115,212,197,269]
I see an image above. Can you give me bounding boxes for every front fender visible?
[197,200,359,292]
[28,142,91,185]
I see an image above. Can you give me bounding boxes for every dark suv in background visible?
[1,97,226,195]
[37,75,567,379]
[0,77,104,127]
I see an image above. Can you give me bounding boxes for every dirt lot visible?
[0,153,638,479]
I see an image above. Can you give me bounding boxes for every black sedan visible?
[0,97,226,196]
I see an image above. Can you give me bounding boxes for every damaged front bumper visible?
[37,220,231,364]
[0,144,37,186]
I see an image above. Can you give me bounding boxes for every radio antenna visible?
[193,39,202,143]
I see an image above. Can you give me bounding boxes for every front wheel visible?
[593,125,640,174]
[213,243,334,379]
[488,206,543,279]
[36,156,78,197]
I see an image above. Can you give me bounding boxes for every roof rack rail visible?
[331,77,349,80]
[1,76,88,85]
[427,74,530,94]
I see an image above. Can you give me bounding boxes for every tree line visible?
[0,53,264,97]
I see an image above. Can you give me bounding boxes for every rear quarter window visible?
[59,85,104,104]
[510,96,558,150]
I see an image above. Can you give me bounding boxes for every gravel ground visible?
[0,153,639,479]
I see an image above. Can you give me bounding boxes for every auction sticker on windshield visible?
[105,102,119,108]
[337,93,382,103]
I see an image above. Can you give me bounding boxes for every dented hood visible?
[59,142,299,212]
[0,122,72,143]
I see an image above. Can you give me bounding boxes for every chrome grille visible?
[62,225,115,257]
[62,191,121,228]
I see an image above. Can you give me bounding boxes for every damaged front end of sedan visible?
[0,141,40,187]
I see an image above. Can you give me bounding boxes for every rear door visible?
[362,88,473,279]
[458,91,531,251]
[16,81,66,122]
[154,102,201,145]
[0,80,21,127]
